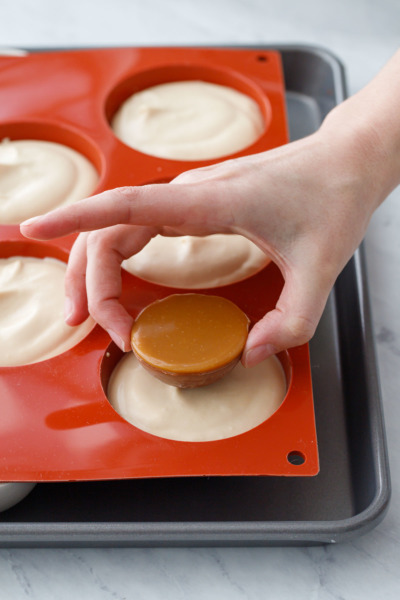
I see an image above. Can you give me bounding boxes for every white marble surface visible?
[1,0,400,597]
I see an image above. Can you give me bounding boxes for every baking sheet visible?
[0,45,390,546]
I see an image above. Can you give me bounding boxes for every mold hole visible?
[257,55,269,62]
[287,451,306,466]
[107,65,269,162]
[0,246,95,367]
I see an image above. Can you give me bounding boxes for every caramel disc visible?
[131,294,250,387]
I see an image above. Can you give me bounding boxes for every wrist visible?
[320,49,400,210]
[318,99,400,212]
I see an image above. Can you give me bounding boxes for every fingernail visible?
[20,216,40,228]
[64,297,74,323]
[243,344,277,367]
[107,329,128,353]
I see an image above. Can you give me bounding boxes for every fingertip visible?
[65,313,85,327]
[242,343,277,368]
[64,296,90,326]
[106,329,130,353]
[20,219,39,238]
[20,215,54,240]
[64,296,74,322]
[20,216,40,228]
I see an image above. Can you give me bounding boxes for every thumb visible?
[242,266,333,367]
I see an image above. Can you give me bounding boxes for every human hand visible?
[20,109,389,367]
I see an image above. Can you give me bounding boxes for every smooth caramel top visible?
[131,294,250,374]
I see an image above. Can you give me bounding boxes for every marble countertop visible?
[1,0,400,598]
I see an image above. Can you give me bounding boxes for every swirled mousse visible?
[123,233,270,289]
[130,294,250,388]
[107,352,286,442]
[0,256,94,366]
[111,80,265,160]
[0,139,99,224]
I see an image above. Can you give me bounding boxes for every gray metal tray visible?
[0,45,390,546]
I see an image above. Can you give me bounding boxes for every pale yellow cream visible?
[111,80,265,160]
[107,352,286,442]
[123,234,270,289]
[0,256,94,366]
[0,139,99,224]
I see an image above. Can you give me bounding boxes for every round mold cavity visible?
[101,345,292,443]
[122,231,271,290]
[0,120,104,224]
[0,120,104,176]
[0,482,36,513]
[0,239,70,262]
[0,240,95,367]
[100,341,125,394]
[105,64,271,161]
[119,173,271,289]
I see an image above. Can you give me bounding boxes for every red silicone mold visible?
[0,47,318,481]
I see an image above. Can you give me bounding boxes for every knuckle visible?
[64,267,80,288]
[285,314,316,345]
[172,170,198,184]
[113,185,138,198]
[114,186,138,199]
[114,186,142,212]
[88,296,102,316]
[87,291,109,318]
[111,186,143,224]
[86,230,105,252]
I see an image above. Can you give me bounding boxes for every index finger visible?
[19,183,216,240]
